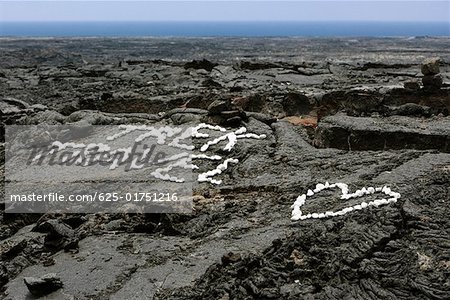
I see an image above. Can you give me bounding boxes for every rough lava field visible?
[0,37,449,299]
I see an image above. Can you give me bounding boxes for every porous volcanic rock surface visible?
[1,37,449,299]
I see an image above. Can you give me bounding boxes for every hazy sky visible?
[0,1,449,22]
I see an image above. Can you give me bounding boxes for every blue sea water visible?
[0,21,448,37]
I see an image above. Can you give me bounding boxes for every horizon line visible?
[1,20,449,23]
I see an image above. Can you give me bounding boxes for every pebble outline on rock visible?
[291,182,401,221]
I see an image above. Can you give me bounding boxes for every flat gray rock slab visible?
[3,235,152,299]
[374,153,450,184]
[110,222,290,299]
[314,114,450,152]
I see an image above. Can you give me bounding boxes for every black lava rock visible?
[422,74,443,89]
[421,57,440,75]
[23,273,63,297]
[184,59,218,72]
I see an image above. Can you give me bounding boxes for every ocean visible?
[0,21,449,37]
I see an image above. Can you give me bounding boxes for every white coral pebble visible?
[336,183,348,189]
[292,206,301,216]
[343,207,353,213]
[314,183,325,193]
[291,214,301,221]
[294,194,306,207]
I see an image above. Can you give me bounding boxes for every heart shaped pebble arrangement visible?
[291,182,401,221]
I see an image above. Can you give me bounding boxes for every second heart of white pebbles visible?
[291,182,401,221]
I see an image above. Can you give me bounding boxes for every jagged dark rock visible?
[34,220,79,251]
[403,80,421,90]
[184,59,218,72]
[386,103,432,117]
[207,100,230,115]
[23,273,63,297]
[422,74,443,89]
[421,57,441,75]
